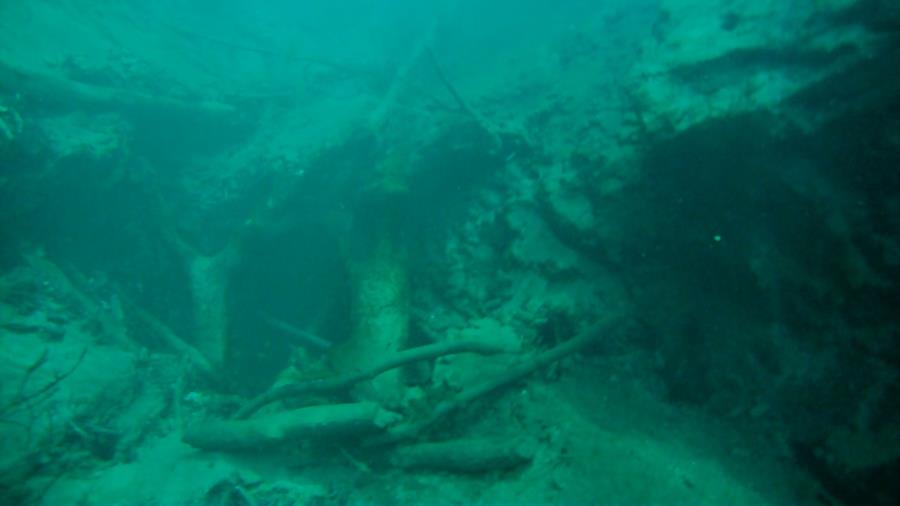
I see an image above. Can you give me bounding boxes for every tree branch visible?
[367,322,609,446]
[235,339,510,419]
[0,348,88,417]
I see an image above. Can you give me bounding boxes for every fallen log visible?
[389,437,535,473]
[183,402,400,452]
[235,338,511,419]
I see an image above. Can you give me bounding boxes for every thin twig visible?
[16,348,49,399]
[0,348,88,417]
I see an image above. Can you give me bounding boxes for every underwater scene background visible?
[1,1,899,504]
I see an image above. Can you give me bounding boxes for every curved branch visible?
[235,339,510,419]
[367,321,610,447]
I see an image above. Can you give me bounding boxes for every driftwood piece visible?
[368,322,609,446]
[183,402,399,452]
[235,339,510,419]
[389,437,535,473]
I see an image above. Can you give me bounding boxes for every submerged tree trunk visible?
[172,236,241,369]
[189,247,239,368]
[318,23,431,403]
[326,185,412,407]
[340,234,410,407]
